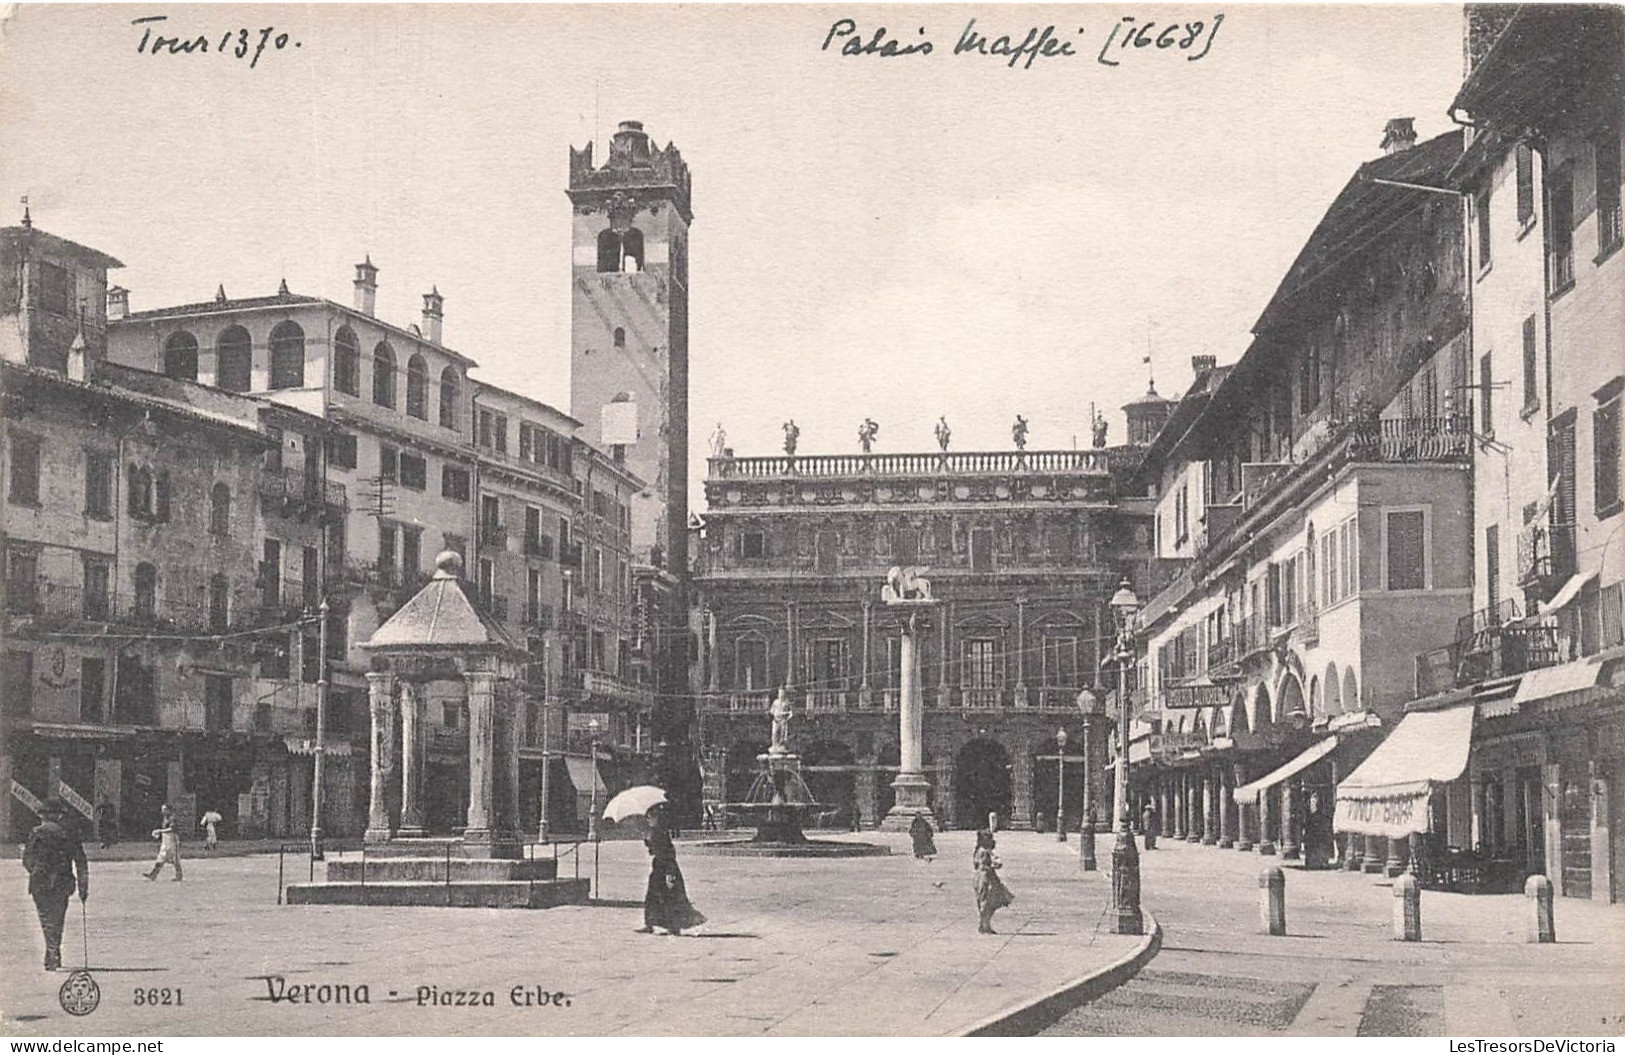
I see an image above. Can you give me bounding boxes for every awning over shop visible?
[1511,657,1607,707]
[1541,570,1597,614]
[1334,702,1474,838]
[564,756,607,796]
[1233,736,1338,805]
[1129,740,1152,764]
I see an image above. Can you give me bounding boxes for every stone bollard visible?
[1259,866,1287,936]
[1393,873,1422,941]
[1525,874,1556,943]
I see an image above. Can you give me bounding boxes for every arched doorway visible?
[801,740,856,829]
[954,739,1012,830]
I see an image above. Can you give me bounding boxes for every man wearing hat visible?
[22,798,90,971]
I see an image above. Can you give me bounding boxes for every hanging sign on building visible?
[9,779,42,815]
[56,781,95,820]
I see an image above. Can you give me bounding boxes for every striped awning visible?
[1233,737,1338,804]
[1334,703,1474,837]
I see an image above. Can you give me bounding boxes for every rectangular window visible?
[82,558,110,620]
[813,639,846,689]
[441,465,470,501]
[37,261,71,315]
[1480,352,1495,437]
[815,531,838,574]
[205,674,233,732]
[262,538,283,605]
[85,449,113,518]
[524,506,542,555]
[1597,131,1623,256]
[1595,380,1622,518]
[377,524,396,585]
[1549,165,1575,291]
[1476,185,1493,271]
[526,568,544,624]
[736,637,768,691]
[518,424,534,462]
[478,557,495,605]
[8,433,41,506]
[302,546,319,607]
[3,650,33,716]
[1041,636,1079,688]
[970,529,994,572]
[494,413,508,454]
[6,546,38,614]
[80,657,105,723]
[1522,316,1539,413]
[327,432,358,471]
[963,639,997,690]
[379,444,398,484]
[740,530,766,560]
[1384,509,1428,591]
[398,452,427,491]
[1266,562,1282,626]
[481,494,501,537]
[301,632,321,683]
[401,526,422,582]
[1516,142,1535,227]
[1486,524,1501,617]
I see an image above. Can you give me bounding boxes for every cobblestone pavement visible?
[1,829,1141,1037]
[1043,838,1625,1037]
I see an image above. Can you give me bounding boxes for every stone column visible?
[397,680,425,837]
[1385,833,1407,877]
[1186,772,1202,842]
[855,757,877,829]
[1500,766,1520,848]
[1172,777,1187,839]
[463,670,498,854]
[1219,765,1236,848]
[785,602,797,688]
[505,690,523,841]
[1161,780,1175,839]
[364,671,394,844]
[883,612,931,828]
[1234,764,1254,851]
[1012,745,1034,829]
[936,602,952,709]
[1281,777,1300,860]
[1258,784,1277,855]
[1014,599,1028,708]
[858,601,873,709]
[705,609,720,692]
[1202,768,1218,844]
[1364,834,1386,874]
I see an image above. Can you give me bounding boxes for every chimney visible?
[107,286,129,321]
[421,287,444,345]
[1191,354,1217,379]
[1381,117,1417,156]
[354,256,378,316]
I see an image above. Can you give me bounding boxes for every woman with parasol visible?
[637,802,706,936]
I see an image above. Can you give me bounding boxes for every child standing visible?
[144,805,183,881]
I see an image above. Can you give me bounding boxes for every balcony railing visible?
[960,687,1002,710]
[1345,414,1472,463]
[1415,616,1564,696]
[259,469,346,517]
[708,449,1114,480]
[480,523,507,548]
[1517,523,1578,603]
[580,669,655,709]
[6,581,271,633]
[804,688,847,713]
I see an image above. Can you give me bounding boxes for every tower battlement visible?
[568,121,693,222]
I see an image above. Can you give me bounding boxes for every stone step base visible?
[360,838,468,858]
[325,857,558,882]
[284,878,590,909]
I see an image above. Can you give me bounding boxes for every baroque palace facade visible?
[692,404,1174,831]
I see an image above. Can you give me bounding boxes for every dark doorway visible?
[954,738,1012,830]
[801,740,856,828]
[424,760,468,834]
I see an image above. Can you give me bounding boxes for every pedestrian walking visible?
[96,801,117,848]
[972,829,1014,934]
[1142,801,1159,851]
[144,805,183,881]
[909,813,937,861]
[23,799,90,971]
[637,804,705,936]
[199,809,222,851]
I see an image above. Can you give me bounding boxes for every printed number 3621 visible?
[134,988,183,1006]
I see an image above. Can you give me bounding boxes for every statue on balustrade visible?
[934,416,952,452]
[1012,415,1029,451]
[782,419,800,457]
[1091,411,1109,449]
[858,417,880,454]
[710,422,728,459]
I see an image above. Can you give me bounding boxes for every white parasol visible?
[601,785,669,824]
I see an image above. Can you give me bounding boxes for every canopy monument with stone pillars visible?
[359,551,529,859]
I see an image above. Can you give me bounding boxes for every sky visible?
[0,3,1470,505]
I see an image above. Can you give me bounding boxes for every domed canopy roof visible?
[361,551,525,659]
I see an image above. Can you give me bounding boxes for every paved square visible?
[2,830,1141,1037]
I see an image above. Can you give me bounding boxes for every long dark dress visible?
[644,827,707,933]
[909,815,938,859]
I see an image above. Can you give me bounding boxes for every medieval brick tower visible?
[566,120,691,577]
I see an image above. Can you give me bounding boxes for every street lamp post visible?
[538,685,551,845]
[587,717,602,842]
[1078,690,1097,872]
[309,597,330,861]
[1109,577,1143,936]
[1055,728,1069,842]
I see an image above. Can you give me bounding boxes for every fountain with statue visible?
[693,688,888,858]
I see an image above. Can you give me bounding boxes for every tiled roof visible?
[362,554,525,656]
[123,292,323,320]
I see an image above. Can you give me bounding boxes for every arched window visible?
[163,331,198,381]
[215,326,252,392]
[406,354,428,419]
[210,482,230,537]
[133,562,157,621]
[372,342,396,408]
[613,327,626,348]
[333,326,360,396]
[595,227,645,273]
[208,573,230,631]
[439,366,460,430]
[268,320,306,390]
